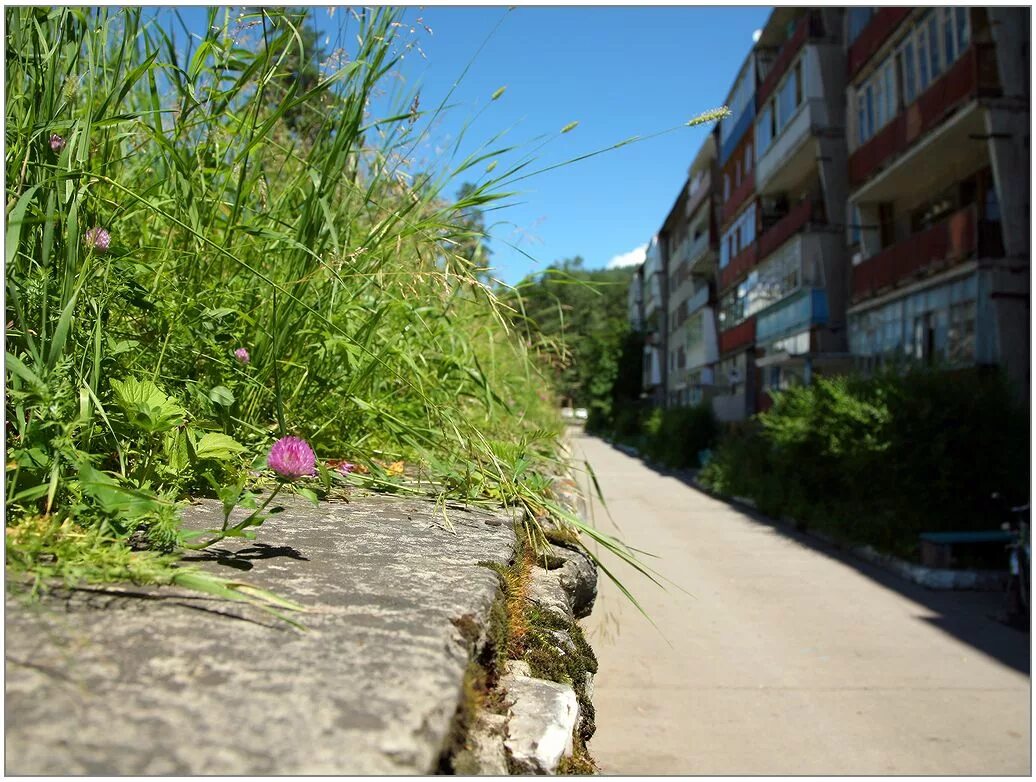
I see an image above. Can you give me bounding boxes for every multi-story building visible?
[662,183,691,407]
[625,5,1028,417]
[844,8,1030,400]
[641,235,666,403]
[682,137,722,406]
[740,8,852,410]
[713,49,764,421]
[628,263,644,333]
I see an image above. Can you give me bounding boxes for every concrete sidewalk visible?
[576,434,1030,775]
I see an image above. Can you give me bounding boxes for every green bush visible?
[640,405,718,469]
[699,368,1029,559]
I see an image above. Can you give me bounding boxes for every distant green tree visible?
[259,8,329,141]
[510,257,636,422]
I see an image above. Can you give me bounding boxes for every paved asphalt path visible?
[574,433,1030,775]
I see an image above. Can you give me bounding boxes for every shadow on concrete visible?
[595,437,1030,677]
[181,543,309,573]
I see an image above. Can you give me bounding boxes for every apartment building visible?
[682,137,722,406]
[712,49,763,421]
[737,8,851,411]
[662,183,692,407]
[641,235,666,403]
[626,5,1028,417]
[628,263,644,333]
[844,8,1030,398]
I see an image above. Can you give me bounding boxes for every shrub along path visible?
[575,434,1030,775]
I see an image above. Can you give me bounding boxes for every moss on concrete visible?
[464,532,600,775]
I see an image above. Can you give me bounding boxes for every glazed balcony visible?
[847,8,913,79]
[719,102,756,168]
[720,170,755,227]
[848,44,1002,190]
[851,204,1003,302]
[756,288,829,344]
[756,98,832,195]
[685,170,714,222]
[719,241,759,293]
[757,198,821,262]
[756,11,825,107]
[686,229,713,274]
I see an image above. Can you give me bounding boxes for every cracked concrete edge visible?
[689,477,1009,592]
[446,448,601,775]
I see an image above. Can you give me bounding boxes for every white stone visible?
[502,674,580,774]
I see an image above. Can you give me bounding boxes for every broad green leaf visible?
[110,377,186,433]
[195,432,246,461]
[77,463,163,518]
[208,385,235,407]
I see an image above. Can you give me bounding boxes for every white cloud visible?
[606,243,647,269]
[752,28,762,43]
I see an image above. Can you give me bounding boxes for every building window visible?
[744,143,752,174]
[878,11,972,121]
[943,8,956,64]
[757,102,774,156]
[777,59,802,129]
[917,25,930,90]
[955,7,969,51]
[856,58,898,146]
[724,174,731,201]
[720,202,756,269]
[902,40,916,103]
[849,274,977,367]
[735,159,741,187]
[720,61,757,146]
[926,12,942,79]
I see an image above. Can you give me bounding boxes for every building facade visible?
[844,7,1030,401]
[641,235,666,404]
[626,5,1029,418]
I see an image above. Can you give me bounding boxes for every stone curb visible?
[6,493,518,775]
[455,451,600,775]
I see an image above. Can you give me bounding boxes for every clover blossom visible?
[84,226,111,253]
[50,134,66,153]
[268,436,316,480]
[234,347,250,364]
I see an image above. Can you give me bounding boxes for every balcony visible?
[685,283,710,315]
[720,169,755,227]
[847,8,913,79]
[756,12,821,107]
[851,204,1002,302]
[719,316,756,355]
[719,241,759,292]
[757,198,821,261]
[685,170,713,221]
[687,310,719,370]
[756,288,829,344]
[686,230,712,271]
[849,44,1002,190]
[720,102,756,168]
[756,98,830,195]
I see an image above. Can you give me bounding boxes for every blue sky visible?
[160,6,770,284]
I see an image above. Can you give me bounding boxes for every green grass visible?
[5,7,724,616]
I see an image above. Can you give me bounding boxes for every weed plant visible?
[7,7,719,611]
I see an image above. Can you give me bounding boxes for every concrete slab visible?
[5,492,516,775]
